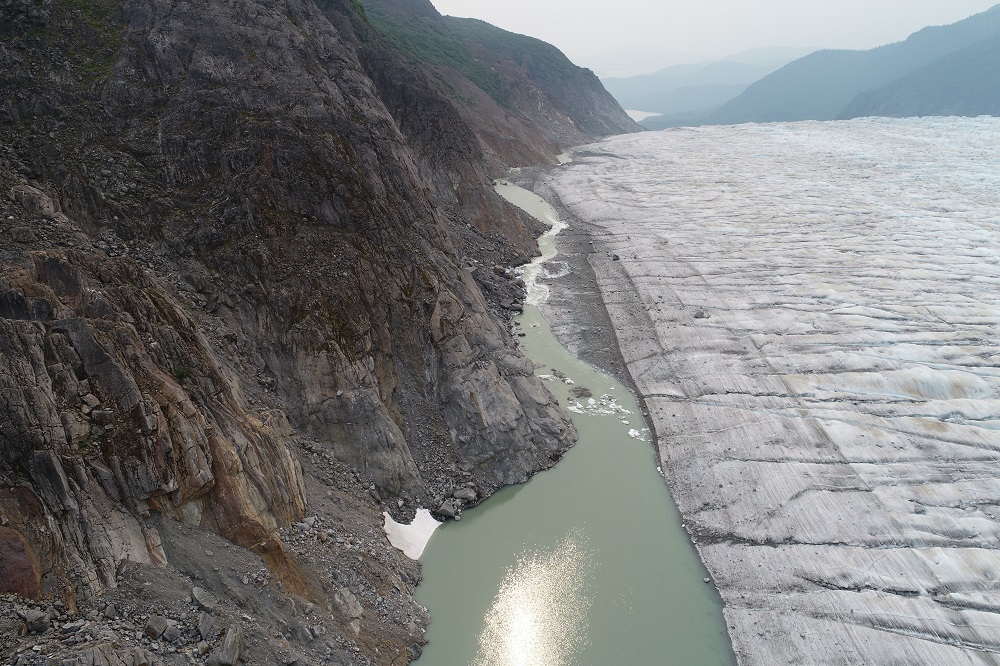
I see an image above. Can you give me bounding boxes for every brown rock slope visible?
[0,0,637,663]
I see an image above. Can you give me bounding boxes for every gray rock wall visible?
[0,0,576,650]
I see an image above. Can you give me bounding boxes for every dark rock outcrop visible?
[0,0,53,31]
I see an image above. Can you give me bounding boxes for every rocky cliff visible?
[0,0,636,663]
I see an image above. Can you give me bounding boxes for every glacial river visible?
[413,182,734,665]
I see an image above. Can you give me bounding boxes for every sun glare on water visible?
[473,535,592,666]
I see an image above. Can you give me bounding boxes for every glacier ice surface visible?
[543,117,1000,665]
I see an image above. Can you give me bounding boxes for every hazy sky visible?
[429,1,999,76]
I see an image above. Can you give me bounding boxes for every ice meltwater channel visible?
[410,179,734,665]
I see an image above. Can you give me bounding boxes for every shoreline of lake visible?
[411,175,734,665]
[511,163,666,463]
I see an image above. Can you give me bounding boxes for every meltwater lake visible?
[412,182,734,665]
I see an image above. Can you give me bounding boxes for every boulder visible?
[144,616,168,639]
[60,619,86,634]
[24,609,50,634]
[191,586,218,612]
[198,612,214,641]
[333,588,363,621]
[437,499,460,518]
[207,625,243,666]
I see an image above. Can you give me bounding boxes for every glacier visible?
[541,117,1000,664]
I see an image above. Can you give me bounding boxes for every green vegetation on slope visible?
[840,35,1000,119]
[443,16,637,137]
[359,0,637,138]
[711,4,1000,124]
[443,17,580,90]
[359,0,509,105]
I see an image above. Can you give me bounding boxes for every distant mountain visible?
[602,48,813,122]
[628,82,748,118]
[711,5,1000,124]
[639,107,733,131]
[724,46,824,66]
[605,61,776,109]
[584,45,709,79]
[639,109,726,131]
[840,34,1000,119]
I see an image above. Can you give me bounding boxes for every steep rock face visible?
[1,244,305,605]
[0,0,582,654]
[358,44,542,257]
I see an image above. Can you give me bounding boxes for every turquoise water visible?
[413,184,734,666]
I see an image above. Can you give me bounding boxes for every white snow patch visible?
[383,509,442,560]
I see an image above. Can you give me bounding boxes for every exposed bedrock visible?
[0,0,607,655]
[541,118,1000,664]
[1,249,306,604]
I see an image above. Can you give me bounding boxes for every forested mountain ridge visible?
[711,5,1000,124]
[840,33,1000,119]
[361,0,639,167]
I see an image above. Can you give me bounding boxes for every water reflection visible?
[473,534,592,666]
